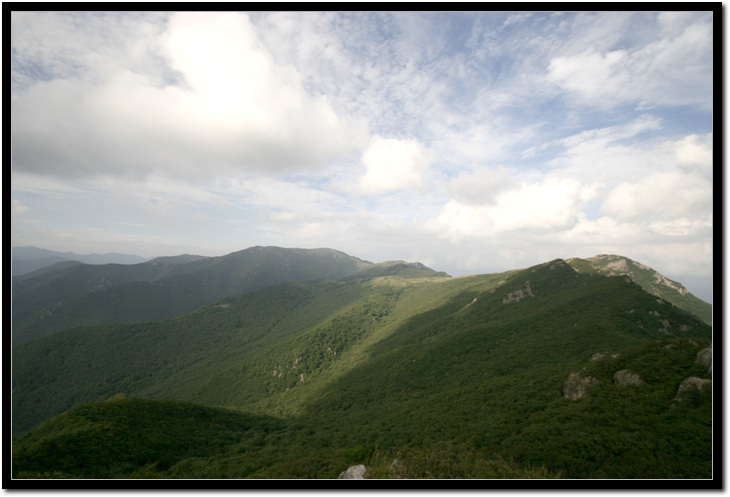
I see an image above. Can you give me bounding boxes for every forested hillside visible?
[11,246,377,344]
[11,255,713,480]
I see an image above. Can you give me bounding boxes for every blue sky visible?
[10,10,714,302]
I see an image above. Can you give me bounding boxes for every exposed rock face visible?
[614,369,643,386]
[659,319,673,336]
[605,258,630,273]
[696,346,712,375]
[503,281,534,304]
[338,465,367,479]
[590,352,620,361]
[563,372,601,400]
[653,272,689,296]
[675,377,711,400]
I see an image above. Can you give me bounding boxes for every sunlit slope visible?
[288,260,712,478]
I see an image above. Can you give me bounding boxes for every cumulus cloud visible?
[600,171,713,222]
[358,136,435,194]
[672,134,713,172]
[427,177,596,242]
[11,12,366,181]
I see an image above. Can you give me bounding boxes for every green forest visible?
[10,251,714,481]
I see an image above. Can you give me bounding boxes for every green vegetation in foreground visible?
[11,258,713,479]
[12,396,558,479]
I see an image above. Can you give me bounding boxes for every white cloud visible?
[12,200,30,218]
[648,215,713,237]
[447,166,515,205]
[268,211,299,223]
[9,12,715,303]
[559,114,663,150]
[547,49,631,103]
[11,12,366,181]
[549,116,666,181]
[427,177,596,242]
[549,124,714,202]
[359,136,435,194]
[672,134,713,172]
[601,171,712,222]
[545,13,712,109]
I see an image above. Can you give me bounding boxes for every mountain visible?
[11,246,386,344]
[341,260,450,280]
[11,246,149,276]
[566,254,712,325]
[147,254,209,265]
[11,256,713,480]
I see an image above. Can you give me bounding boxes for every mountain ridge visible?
[12,247,711,346]
[11,252,713,479]
[11,246,380,344]
[565,254,711,325]
[11,246,150,276]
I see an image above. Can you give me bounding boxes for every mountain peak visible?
[570,254,688,294]
[566,254,710,324]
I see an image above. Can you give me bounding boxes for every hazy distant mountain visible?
[147,254,209,265]
[13,246,444,344]
[11,246,149,277]
[11,256,712,479]
[11,258,82,278]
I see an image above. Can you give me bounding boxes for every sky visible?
[10,10,714,303]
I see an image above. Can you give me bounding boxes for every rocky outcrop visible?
[605,258,630,274]
[653,272,689,296]
[675,377,711,400]
[696,346,712,375]
[563,372,601,400]
[338,465,367,479]
[614,369,643,386]
[659,319,673,336]
[503,281,534,304]
[590,352,619,361]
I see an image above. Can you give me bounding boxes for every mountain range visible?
[11,246,449,345]
[10,247,714,482]
[11,246,150,276]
